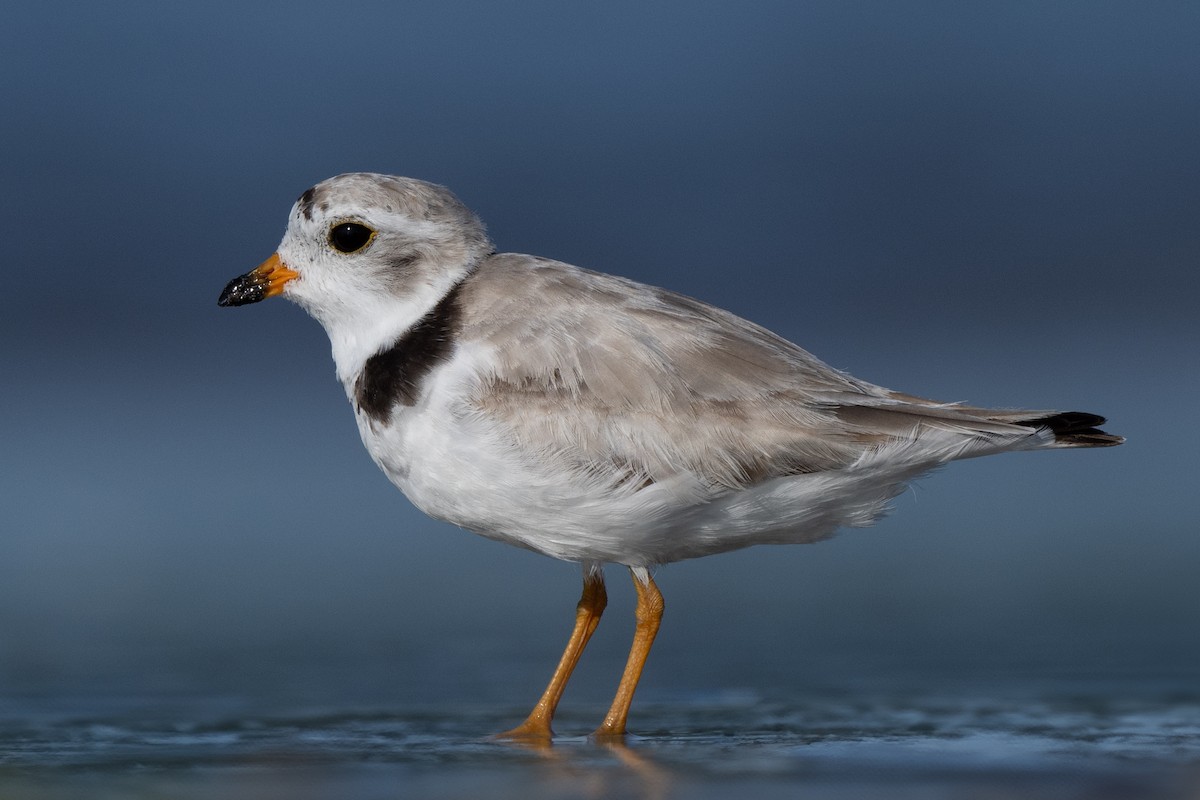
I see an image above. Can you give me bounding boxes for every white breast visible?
[347,341,706,564]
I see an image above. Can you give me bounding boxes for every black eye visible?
[329,222,375,253]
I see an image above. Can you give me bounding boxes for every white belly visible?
[345,349,956,567]
[354,399,667,563]
[352,395,944,568]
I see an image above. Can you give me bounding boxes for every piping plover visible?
[219,172,1122,740]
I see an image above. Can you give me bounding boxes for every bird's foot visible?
[493,717,554,746]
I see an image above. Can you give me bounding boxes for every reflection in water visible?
[492,736,675,800]
[2,694,1198,799]
[601,740,673,800]
[486,725,674,800]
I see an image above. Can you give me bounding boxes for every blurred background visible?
[1,1,1196,718]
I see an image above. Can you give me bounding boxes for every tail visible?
[1006,411,1124,448]
[836,395,1125,455]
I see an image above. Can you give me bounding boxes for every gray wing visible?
[456,254,1117,493]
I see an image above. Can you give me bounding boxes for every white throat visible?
[307,271,467,389]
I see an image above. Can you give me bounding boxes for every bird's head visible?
[218,172,493,373]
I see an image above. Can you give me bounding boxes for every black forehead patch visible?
[297,187,317,221]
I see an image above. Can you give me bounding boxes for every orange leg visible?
[496,568,607,741]
[594,568,664,738]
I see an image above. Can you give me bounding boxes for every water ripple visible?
[2,694,1198,799]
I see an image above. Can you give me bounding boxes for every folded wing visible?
[458,255,1121,495]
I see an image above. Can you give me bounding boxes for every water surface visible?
[4,690,1198,799]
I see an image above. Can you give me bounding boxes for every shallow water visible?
[4,691,1199,799]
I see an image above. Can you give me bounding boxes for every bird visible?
[218,172,1122,740]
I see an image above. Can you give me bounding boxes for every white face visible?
[273,173,492,335]
[219,173,493,377]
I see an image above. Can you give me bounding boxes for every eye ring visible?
[328,221,376,254]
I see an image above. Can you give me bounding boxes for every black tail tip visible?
[1021,412,1124,447]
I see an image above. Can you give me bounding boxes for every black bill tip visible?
[217,273,267,307]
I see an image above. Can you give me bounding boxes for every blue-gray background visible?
[1,1,1196,713]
